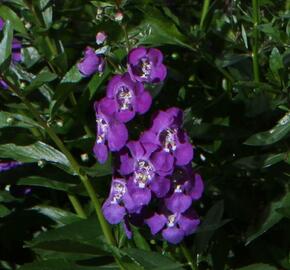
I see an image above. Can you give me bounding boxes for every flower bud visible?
[114,11,123,22]
[96,31,107,45]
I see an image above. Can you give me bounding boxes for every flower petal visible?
[150,64,167,83]
[115,109,135,123]
[175,142,193,166]
[93,143,108,164]
[148,48,164,66]
[106,74,122,98]
[145,213,167,235]
[185,173,204,200]
[108,121,128,151]
[128,47,147,65]
[136,91,152,115]
[102,204,125,224]
[118,151,134,175]
[162,227,184,244]
[151,151,174,176]
[150,176,170,198]
[178,214,200,236]
[165,192,192,213]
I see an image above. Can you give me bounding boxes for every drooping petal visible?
[118,152,134,175]
[135,91,152,114]
[93,143,108,164]
[107,121,128,151]
[151,151,174,175]
[185,173,204,200]
[165,192,192,213]
[102,204,126,224]
[150,64,167,83]
[178,215,200,236]
[130,187,151,207]
[150,176,170,198]
[162,227,184,244]
[175,142,193,166]
[115,109,135,123]
[145,213,167,235]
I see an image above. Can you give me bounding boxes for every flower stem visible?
[252,0,260,83]
[3,77,120,256]
[200,0,211,29]
[181,243,196,270]
[122,24,131,52]
[67,194,87,218]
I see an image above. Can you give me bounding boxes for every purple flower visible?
[96,31,107,45]
[0,79,8,90]
[12,38,22,63]
[0,161,22,172]
[102,178,139,224]
[77,47,105,77]
[145,208,200,244]
[165,166,204,214]
[128,47,167,83]
[141,108,193,167]
[118,141,172,208]
[93,99,128,164]
[103,73,152,123]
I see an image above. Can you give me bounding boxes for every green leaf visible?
[0,20,13,67]
[17,176,76,192]
[39,0,53,28]
[0,141,73,174]
[0,111,41,129]
[18,259,118,270]
[236,263,277,270]
[133,8,192,50]
[132,226,151,251]
[88,67,111,100]
[122,248,184,270]
[61,65,83,84]
[30,205,82,225]
[0,5,27,34]
[25,71,58,92]
[0,204,11,217]
[244,112,290,145]
[195,201,225,252]
[246,192,290,245]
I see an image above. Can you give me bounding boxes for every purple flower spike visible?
[141,108,193,167]
[77,47,105,77]
[12,38,22,63]
[96,31,107,45]
[128,47,167,83]
[102,178,138,224]
[118,141,171,208]
[93,99,128,164]
[0,161,22,172]
[105,73,152,123]
[145,208,200,244]
[165,166,204,213]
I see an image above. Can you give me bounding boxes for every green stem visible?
[122,24,131,52]
[3,78,117,246]
[181,243,196,270]
[67,194,87,218]
[252,0,260,83]
[200,0,211,29]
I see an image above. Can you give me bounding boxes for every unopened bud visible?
[96,31,107,45]
[114,11,123,22]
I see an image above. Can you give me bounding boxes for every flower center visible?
[140,58,152,78]
[167,214,178,227]
[117,86,133,111]
[96,116,108,144]
[134,160,155,188]
[111,182,126,204]
[159,128,177,152]
[174,184,183,193]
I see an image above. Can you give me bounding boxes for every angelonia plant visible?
[80,45,204,244]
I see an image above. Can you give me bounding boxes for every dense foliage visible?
[0,0,289,269]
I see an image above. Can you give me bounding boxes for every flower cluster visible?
[91,46,204,244]
[0,17,22,89]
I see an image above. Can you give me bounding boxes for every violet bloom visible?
[0,161,22,172]
[77,47,105,77]
[0,79,8,90]
[128,47,167,83]
[118,141,172,207]
[102,73,152,123]
[12,38,22,63]
[141,108,193,167]
[102,178,138,224]
[96,31,107,45]
[93,99,128,164]
[165,166,204,214]
[145,208,200,244]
